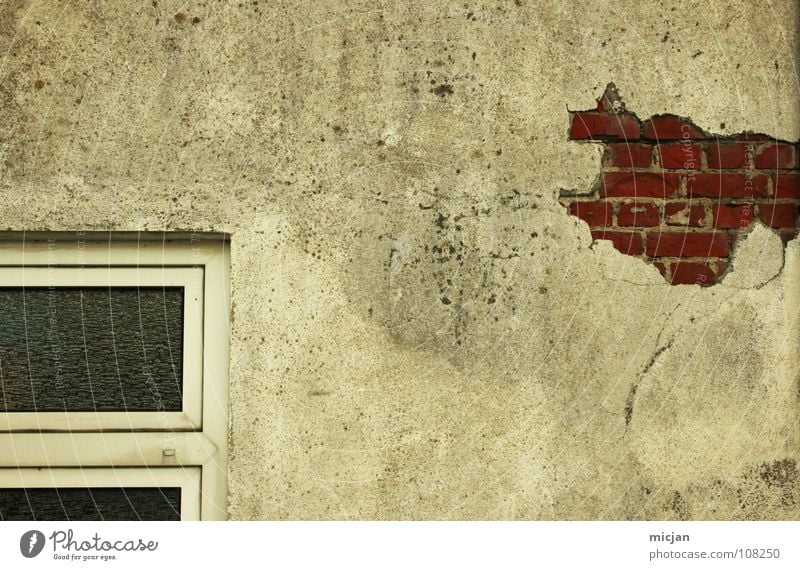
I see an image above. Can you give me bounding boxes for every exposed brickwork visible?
[563,84,800,286]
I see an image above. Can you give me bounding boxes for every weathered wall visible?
[1,0,798,519]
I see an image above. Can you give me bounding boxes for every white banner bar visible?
[1,522,797,569]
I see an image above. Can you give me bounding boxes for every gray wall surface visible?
[1,0,798,519]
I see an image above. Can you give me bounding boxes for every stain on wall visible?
[0,0,798,520]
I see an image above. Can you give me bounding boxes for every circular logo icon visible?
[20,530,45,558]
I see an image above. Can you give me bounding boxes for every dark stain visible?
[440,296,452,305]
[432,242,457,262]
[538,286,547,294]
[173,12,187,24]
[489,250,519,259]
[308,390,331,397]
[191,16,201,25]
[33,79,44,91]
[499,188,528,210]
[624,383,637,425]
[669,491,688,520]
[759,459,797,488]
[432,84,454,97]
[163,36,180,51]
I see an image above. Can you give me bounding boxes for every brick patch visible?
[562,84,800,286]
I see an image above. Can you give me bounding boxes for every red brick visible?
[569,112,640,140]
[658,143,701,169]
[712,204,753,229]
[757,203,798,228]
[687,173,767,198]
[617,202,660,226]
[590,230,643,255]
[707,142,751,169]
[773,172,800,199]
[755,143,797,169]
[714,260,728,278]
[608,143,652,167]
[643,115,705,140]
[568,201,612,227]
[646,231,728,257]
[665,202,706,226]
[654,261,668,279]
[669,261,716,286]
[602,172,680,198]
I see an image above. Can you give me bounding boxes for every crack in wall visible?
[623,299,686,432]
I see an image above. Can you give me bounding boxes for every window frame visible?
[0,266,204,431]
[0,233,230,521]
[0,467,201,521]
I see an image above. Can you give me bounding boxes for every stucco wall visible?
[1,0,798,519]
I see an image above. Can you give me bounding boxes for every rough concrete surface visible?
[0,1,798,519]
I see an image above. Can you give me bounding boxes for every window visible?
[0,232,229,520]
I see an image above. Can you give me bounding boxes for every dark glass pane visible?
[0,487,181,521]
[0,287,184,412]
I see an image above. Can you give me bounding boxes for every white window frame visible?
[0,233,229,521]
[0,266,204,431]
[0,467,201,521]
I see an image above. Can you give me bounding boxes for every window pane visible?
[0,487,181,521]
[0,287,184,412]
